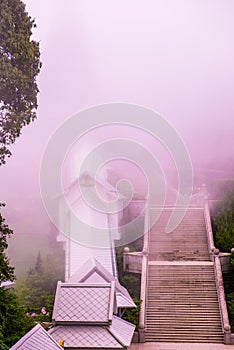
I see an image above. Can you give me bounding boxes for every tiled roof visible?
[67,257,114,283]
[49,325,123,349]
[53,282,115,324]
[68,258,136,308]
[49,316,135,349]
[115,281,136,308]
[10,324,63,350]
[116,292,136,308]
[0,280,15,289]
[109,316,136,347]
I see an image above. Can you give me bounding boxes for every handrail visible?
[203,200,231,344]
[214,255,231,333]
[204,201,216,255]
[139,201,149,340]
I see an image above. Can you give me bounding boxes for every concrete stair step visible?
[146,324,222,329]
[146,320,221,324]
[147,305,220,308]
[145,338,223,343]
[148,291,217,294]
[148,284,216,288]
[146,310,221,314]
[149,256,210,260]
[146,330,223,335]
[145,334,223,340]
[147,304,220,308]
[148,283,216,286]
[146,329,222,334]
[147,315,221,320]
[147,300,218,303]
[148,289,217,292]
[148,305,219,309]
[145,330,223,335]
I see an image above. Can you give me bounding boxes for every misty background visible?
[1,0,233,276]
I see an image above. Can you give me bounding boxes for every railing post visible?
[139,249,147,342]
[123,247,129,271]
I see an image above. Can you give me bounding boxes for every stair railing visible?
[204,201,231,344]
[138,201,150,342]
[204,201,216,258]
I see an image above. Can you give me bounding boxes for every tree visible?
[0,287,34,348]
[0,1,41,346]
[213,189,234,252]
[212,188,234,331]
[35,251,43,274]
[16,244,65,317]
[0,204,34,347]
[0,0,42,165]
[0,203,15,283]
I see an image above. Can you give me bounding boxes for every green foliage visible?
[0,0,41,165]
[116,245,142,328]
[0,2,41,347]
[213,189,234,330]
[16,269,52,314]
[230,252,234,266]
[116,245,141,298]
[213,190,234,252]
[0,203,15,283]
[226,292,234,332]
[123,297,141,328]
[0,341,8,350]
[0,287,34,347]
[16,235,64,317]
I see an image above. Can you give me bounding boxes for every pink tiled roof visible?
[68,257,136,308]
[109,316,136,347]
[49,316,135,349]
[49,325,122,348]
[10,324,63,350]
[52,282,115,324]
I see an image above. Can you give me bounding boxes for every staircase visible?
[145,207,223,343]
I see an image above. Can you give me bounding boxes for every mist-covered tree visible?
[16,234,65,318]
[0,0,41,165]
[0,203,14,283]
[35,251,43,274]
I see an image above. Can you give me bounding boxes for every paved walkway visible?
[129,342,234,350]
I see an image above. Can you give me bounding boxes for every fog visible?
[1,1,233,259]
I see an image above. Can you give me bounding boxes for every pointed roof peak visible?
[10,324,63,350]
[67,258,136,309]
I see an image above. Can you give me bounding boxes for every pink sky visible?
[1,0,234,235]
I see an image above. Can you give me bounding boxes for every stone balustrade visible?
[204,200,232,344]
